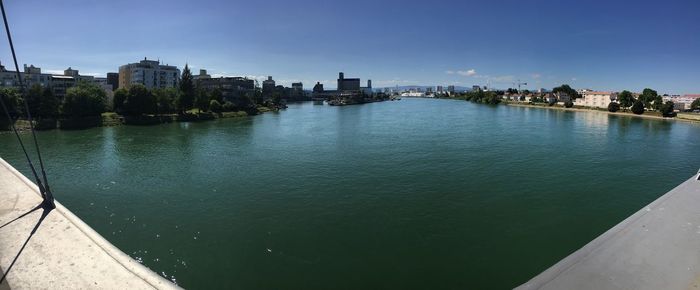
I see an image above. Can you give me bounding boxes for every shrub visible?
[661,101,676,117]
[631,100,645,115]
[222,101,236,112]
[210,100,222,113]
[564,101,574,108]
[607,102,620,112]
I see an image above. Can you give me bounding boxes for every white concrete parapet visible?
[0,158,181,289]
[518,173,700,289]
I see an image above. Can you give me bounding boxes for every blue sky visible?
[0,0,698,93]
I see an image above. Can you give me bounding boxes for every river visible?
[1,98,699,289]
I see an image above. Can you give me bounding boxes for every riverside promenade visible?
[518,171,700,289]
[0,158,180,289]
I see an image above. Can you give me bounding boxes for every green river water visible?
[1,98,699,289]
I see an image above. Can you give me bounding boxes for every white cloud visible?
[571,77,577,81]
[458,69,477,77]
[446,69,477,77]
[531,73,541,79]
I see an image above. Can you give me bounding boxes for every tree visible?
[618,90,634,110]
[113,88,128,114]
[253,80,263,105]
[639,88,658,109]
[178,64,195,113]
[552,84,580,99]
[631,100,645,115]
[24,84,59,119]
[124,84,156,116]
[271,90,282,106]
[195,88,210,112]
[692,98,700,110]
[210,100,222,113]
[153,88,177,114]
[652,95,663,111]
[25,84,43,117]
[0,88,21,119]
[564,100,574,108]
[210,88,223,103]
[38,87,59,119]
[62,82,106,118]
[660,101,676,117]
[608,102,620,112]
[483,92,501,105]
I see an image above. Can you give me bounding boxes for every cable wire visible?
[0,0,54,207]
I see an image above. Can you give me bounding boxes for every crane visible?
[514,80,528,94]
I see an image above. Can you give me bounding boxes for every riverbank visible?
[504,101,700,124]
[0,106,275,133]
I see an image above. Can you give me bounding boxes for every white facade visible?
[663,95,699,111]
[575,91,617,109]
[118,58,180,89]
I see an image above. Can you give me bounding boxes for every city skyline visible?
[0,0,698,94]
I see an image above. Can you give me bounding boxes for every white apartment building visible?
[118,58,180,89]
[662,94,699,111]
[575,91,618,109]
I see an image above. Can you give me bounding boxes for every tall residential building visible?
[437,85,444,93]
[118,58,180,89]
[262,76,276,97]
[448,85,456,93]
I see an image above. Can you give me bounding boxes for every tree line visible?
[113,64,258,116]
[608,88,676,117]
[0,64,264,122]
[0,81,106,120]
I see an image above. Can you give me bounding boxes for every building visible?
[262,76,276,98]
[289,82,306,101]
[106,72,119,91]
[63,67,95,83]
[193,69,211,80]
[20,64,53,89]
[118,58,180,89]
[195,69,255,105]
[437,86,444,93]
[337,72,360,91]
[312,72,373,99]
[50,75,75,97]
[556,92,572,105]
[663,94,700,111]
[448,85,456,94]
[0,62,94,98]
[575,91,618,109]
[0,62,20,88]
